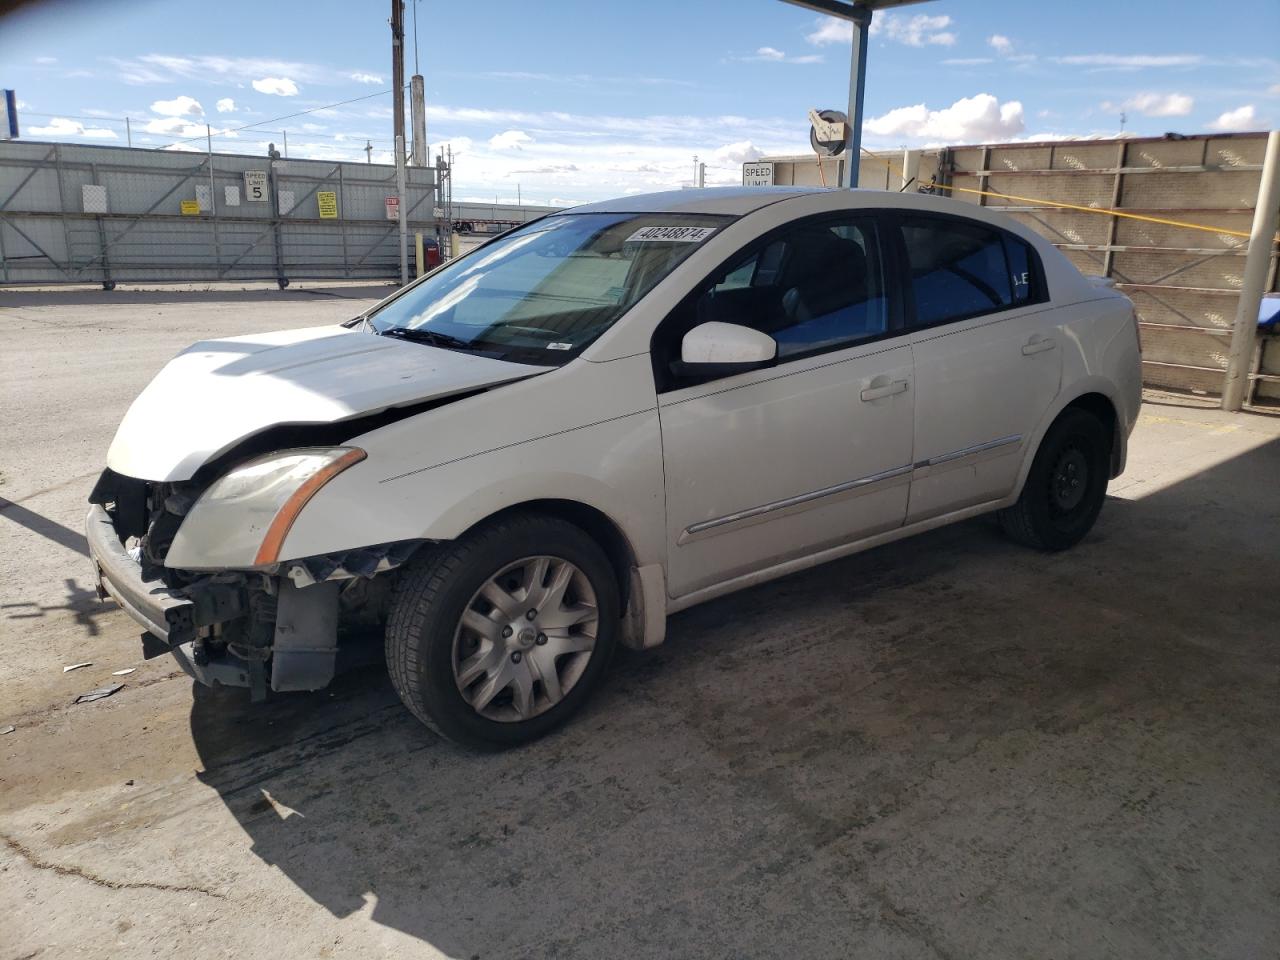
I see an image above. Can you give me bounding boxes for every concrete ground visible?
[2,286,1278,960]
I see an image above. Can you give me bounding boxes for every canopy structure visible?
[780,0,937,187]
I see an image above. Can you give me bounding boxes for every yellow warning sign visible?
[317,191,338,219]
[180,199,200,216]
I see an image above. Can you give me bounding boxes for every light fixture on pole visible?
[779,0,938,188]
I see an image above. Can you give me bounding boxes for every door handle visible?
[860,379,910,402]
[1022,336,1057,356]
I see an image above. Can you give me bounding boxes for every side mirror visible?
[679,321,777,372]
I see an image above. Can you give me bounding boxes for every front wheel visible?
[998,407,1110,551]
[385,513,619,749]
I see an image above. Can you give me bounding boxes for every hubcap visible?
[452,556,598,723]
[1050,446,1088,513]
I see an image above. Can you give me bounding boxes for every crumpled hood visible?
[107,324,550,481]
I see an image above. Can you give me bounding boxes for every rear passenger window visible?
[1005,235,1036,305]
[899,217,1016,326]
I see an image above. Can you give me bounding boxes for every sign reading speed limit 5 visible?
[243,170,269,202]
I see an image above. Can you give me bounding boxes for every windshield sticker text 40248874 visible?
[625,225,717,243]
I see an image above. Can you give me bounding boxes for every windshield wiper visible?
[377,327,476,351]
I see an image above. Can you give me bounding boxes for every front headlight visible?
[175,447,366,568]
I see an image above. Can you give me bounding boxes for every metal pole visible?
[901,149,920,192]
[282,130,288,158]
[410,74,427,166]
[843,8,871,189]
[391,0,407,282]
[396,134,408,284]
[1222,129,1280,411]
[207,124,221,274]
[125,117,132,149]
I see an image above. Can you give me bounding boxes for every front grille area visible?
[88,468,208,588]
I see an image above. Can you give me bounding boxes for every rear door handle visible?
[1022,336,1057,356]
[860,379,910,402]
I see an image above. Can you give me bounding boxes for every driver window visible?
[692,218,888,360]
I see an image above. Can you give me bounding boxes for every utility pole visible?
[125,117,132,148]
[282,130,288,157]
[391,0,408,284]
[410,75,427,166]
[1120,111,1127,134]
[365,140,373,163]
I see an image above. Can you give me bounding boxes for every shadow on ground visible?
[188,439,1280,958]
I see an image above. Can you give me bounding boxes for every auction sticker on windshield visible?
[626,225,716,243]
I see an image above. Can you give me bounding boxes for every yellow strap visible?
[860,148,1278,245]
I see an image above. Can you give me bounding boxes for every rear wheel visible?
[385,513,619,749]
[998,407,1110,551]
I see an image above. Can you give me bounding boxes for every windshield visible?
[367,212,731,364]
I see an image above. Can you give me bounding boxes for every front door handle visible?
[860,379,910,402]
[1022,335,1057,356]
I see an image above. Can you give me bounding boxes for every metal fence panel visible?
[0,141,556,286]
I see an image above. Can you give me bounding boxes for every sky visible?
[2,0,1278,205]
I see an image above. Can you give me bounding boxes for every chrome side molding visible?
[680,464,913,544]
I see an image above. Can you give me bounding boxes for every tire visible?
[385,513,620,749]
[998,407,1110,551]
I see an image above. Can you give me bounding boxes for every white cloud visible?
[489,129,534,150]
[741,46,823,64]
[143,116,198,135]
[1106,92,1194,117]
[1052,53,1202,68]
[253,77,299,96]
[350,72,384,84]
[1209,105,1257,132]
[114,54,324,87]
[151,95,203,117]
[34,56,57,64]
[1268,83,1280,96]
[879,13,956,47]
[28,117,118,139]
[944,57,994,66]
[216,97,236,113]
[988,34,1013,54]
[805,17,851,46]
[865,93,1025,142]
[809,12,955,47]
[710,141,764,165]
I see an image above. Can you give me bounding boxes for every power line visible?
[156,86,404,150]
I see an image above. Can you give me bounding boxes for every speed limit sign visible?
[243,170,269,202]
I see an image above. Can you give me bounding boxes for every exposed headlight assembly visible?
[167,447,366,570]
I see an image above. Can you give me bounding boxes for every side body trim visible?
[676,434,1024,546]
[913,433,1022,470]
[679,464,913,544]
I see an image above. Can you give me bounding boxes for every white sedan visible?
[87,186,1141,748]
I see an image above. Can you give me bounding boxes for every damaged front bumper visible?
[86,503,423,698]
[86,503,256,688]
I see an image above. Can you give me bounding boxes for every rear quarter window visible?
[898,215,1046,327]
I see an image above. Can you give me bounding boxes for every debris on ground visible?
[111,668,136,676]
[1,725,14,735]
[74,683,124,704]
[63,662,93,673]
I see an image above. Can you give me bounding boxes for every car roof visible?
[562,186,829,217]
